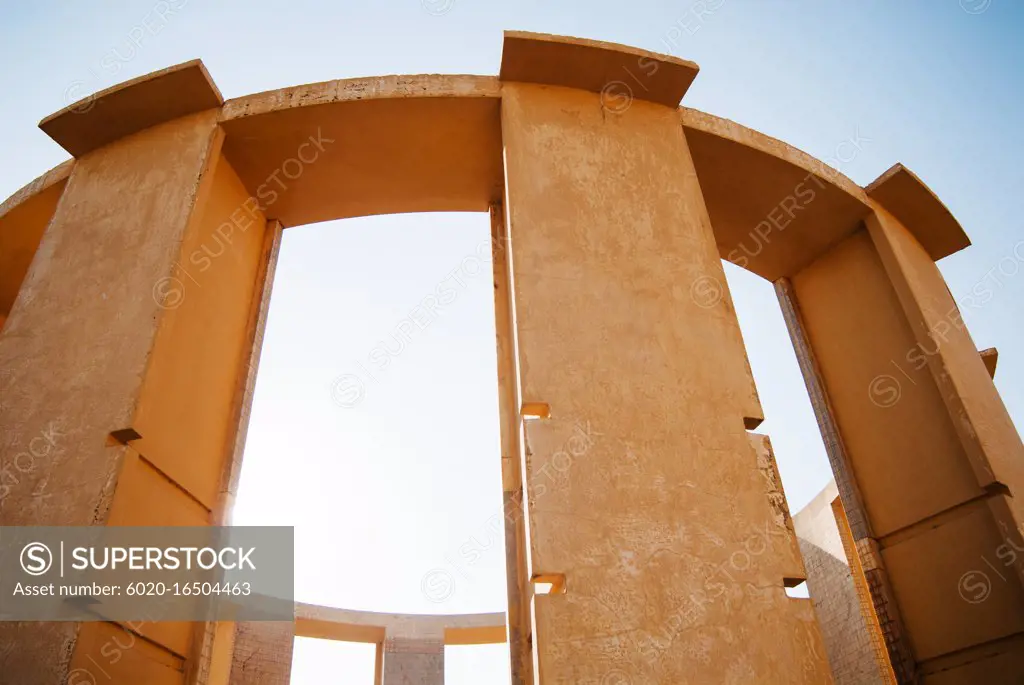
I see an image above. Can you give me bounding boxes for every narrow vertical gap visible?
[490,201,530,685]
[500,146,543,685]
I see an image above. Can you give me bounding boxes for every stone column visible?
[500,73,830,682]
[0,63,272,685]
[381,637,444,685]
[228,622,295,685]
[0,107,222,684]
[777,198,1024,683]
[776,274,917,682]
[793,481,896,685]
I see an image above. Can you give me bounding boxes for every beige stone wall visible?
[501,82,831,684]
[0,110,223,685]
[229,622,294,685]
[382,638,443,685]
[7,30,1016,683]
[795,481,886,685]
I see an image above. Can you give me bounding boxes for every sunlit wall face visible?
[5,5,1023,683]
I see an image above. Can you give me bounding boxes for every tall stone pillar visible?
[776,171,1024,683]
[0,63,272,685]
[498,33,832,683]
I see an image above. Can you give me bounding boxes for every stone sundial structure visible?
[1,30,1022,685]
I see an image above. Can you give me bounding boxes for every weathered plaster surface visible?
[220,76,503,227]
[501,82,828,683]
[0,109,220,684]
[792,230,983,538]
[229,622,294,685]
[792,220,1024,682]
[0,29,1015,685]
[130,151,268,511]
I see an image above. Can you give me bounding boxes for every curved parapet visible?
[4,34,970,287]
[229,603,506,685]
[0,159,73,329]
[220,74,504,226]
[3,96,968,295]
[294,602,506,646]
[682,107,970,280]
[682,107,871,280]
[0,159,73,220]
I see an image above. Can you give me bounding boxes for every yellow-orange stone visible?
[0,29,1020,685]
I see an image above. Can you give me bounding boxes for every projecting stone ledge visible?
[39,59,223,157]
[981,347,998,378]
[866,162,970,261]
[500,30,699,107]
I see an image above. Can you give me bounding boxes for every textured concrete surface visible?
[777,267,917,680]
[501,80,829,683]
[790,214,1024,683]
[795,481,886,685]
[225,605,507,685]
[1,28,1017,685]
[0,109,222,685]
[129,146,268,512]
[230,622,294,685]
[866,208,1024,682]
[220,75,503,227]
[382,638,444,685]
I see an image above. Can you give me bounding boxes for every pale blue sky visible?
[2,2,1022,682]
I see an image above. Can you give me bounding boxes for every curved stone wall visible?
[1,29,1021,685]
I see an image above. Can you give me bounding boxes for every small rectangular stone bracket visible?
[521,402,550,419]
[107,427,142,445]
[531,573,566,595]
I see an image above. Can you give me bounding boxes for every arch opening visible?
[232,212,509,621]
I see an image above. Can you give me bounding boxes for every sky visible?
[2,1,1023,683]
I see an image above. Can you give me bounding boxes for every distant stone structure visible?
[795,481,895,685]
[1,30,1021,685]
